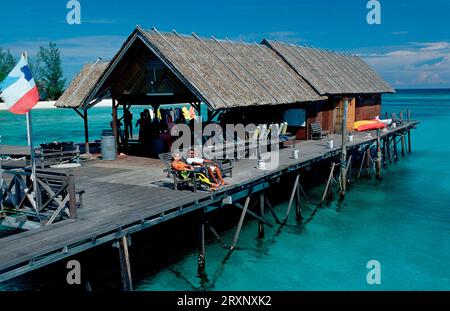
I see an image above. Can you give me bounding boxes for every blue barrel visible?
[101,136,117,160]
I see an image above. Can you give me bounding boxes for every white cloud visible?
[357,41,450,88]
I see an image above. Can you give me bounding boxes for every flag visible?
[0,54,39,114]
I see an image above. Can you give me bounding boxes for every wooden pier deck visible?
[0,121,418,282]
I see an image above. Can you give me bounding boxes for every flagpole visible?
[23,51,39,214]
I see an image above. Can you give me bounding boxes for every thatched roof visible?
[138,28,324,108]
[263,40,395,95]
[55,61,109,108]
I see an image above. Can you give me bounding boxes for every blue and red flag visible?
[0,54,40,114]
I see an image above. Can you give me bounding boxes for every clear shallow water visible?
[1,89,450,290]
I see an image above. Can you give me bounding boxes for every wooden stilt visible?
[198,220,206,272]
[357,147,366,179]
[401,132,406,156]
[258,193,265,238]
[231,196,251,250]
[264,196,281,224]
[322,163,336,203]
[295,182,303,222]
[408,130,412,154]
[345,155,352,185]
[118,236,132,291]
[283,174,300,224]
[386,136,392,163]
[393,134,399,162]
[206,221,228,248]
[376,130,382,179]
[382,138,388,167]
[366,146,371,175]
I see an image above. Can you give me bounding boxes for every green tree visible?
[0,48,16,83]
[36,42,66,100]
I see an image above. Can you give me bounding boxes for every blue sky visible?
[1,0,449,88]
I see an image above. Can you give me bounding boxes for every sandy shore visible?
[0,99,112,110]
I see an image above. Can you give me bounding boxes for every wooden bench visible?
[310,121,329,140]
[39,143,80,169]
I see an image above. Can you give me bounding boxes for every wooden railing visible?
[0,167,82,227]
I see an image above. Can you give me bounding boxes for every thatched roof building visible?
[56,26,394,111]
[55,61,109,108]
[262,40,394,95]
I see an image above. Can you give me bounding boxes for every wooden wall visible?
[305,99,336,139]
[355,94,382,121]
[303,93,382,139]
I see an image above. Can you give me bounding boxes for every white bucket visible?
[257,159,266,169]
[348,134,354,143]
[327,140,334,149]
[292,149,299,159]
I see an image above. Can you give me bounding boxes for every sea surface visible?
[0,89,449,290]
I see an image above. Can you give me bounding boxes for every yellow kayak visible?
[353,120,377,130]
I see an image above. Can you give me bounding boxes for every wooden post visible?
[67,174,77,219]
[265,196,281,224]
[198,219,206,272]
[340,97,349,197]
[118,236,132,291]
[407,109,411,122]
[231,196,251,250]
[376,130,382,179]
[295,182,303,222]
[112,98,119,154]
[401,132,406,156]
[322,163,336,203]
[408,129,412,154]
[284,174,300,224]
[400,111,403,122]
[83,109,90,154]
[365,147,371,176]
[383,138,388,167]
[258,193,265,238]
[393,134,399,162]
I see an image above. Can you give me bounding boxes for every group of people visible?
[171,149,227,191]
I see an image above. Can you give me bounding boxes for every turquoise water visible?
[1,89,450,290]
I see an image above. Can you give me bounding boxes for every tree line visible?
[0,42,66,101]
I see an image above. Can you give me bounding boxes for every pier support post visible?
[386,136,392,163]
[401,132,406,156]
[376,130,382,179]
[295,181,303,222]
[198,219,206,273]
[118,236,132,291]
[265,196,281,224]
[322,163,336,203]
[258,193,265,238]
[383,138,388,167]
[231,196,251,250]
[408,130,412,154]
[365,147,371,176]
[393,134,399,162]
[283,174,300,224]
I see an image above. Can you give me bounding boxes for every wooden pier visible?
[0,121,418,285]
